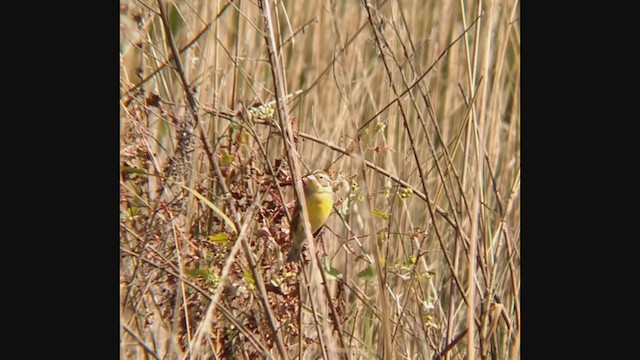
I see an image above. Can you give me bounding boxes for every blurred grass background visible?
[120,0,520,358]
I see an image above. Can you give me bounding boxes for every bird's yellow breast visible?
[305,191,333,233]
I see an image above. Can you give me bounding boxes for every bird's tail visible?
[286,244,301,263]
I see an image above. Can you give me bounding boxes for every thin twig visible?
[357,13,483,134]
[256,0,305,357]
[121,323,163,360]
[288,0,391,105]
[120,247,272,356]
[154,3,285,358]
[122,0,236,102]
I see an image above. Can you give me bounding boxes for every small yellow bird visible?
[287,170,334,262]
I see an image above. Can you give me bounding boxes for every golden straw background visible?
[120,0,520,358]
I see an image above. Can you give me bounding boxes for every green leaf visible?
[378,257,386,267]
[209,232,230,244]
[222,152,235,166]
[373,209,388,220]
[120,166,150,176]
[239,131,249,145]
[123,207,139,220]
[357,265,376,280]
[321,256,343,280]
[243,269,256,289]
[188,267,207,280]
[168,3,184,35]
[173,182,238,234]
[187,268,219,287]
